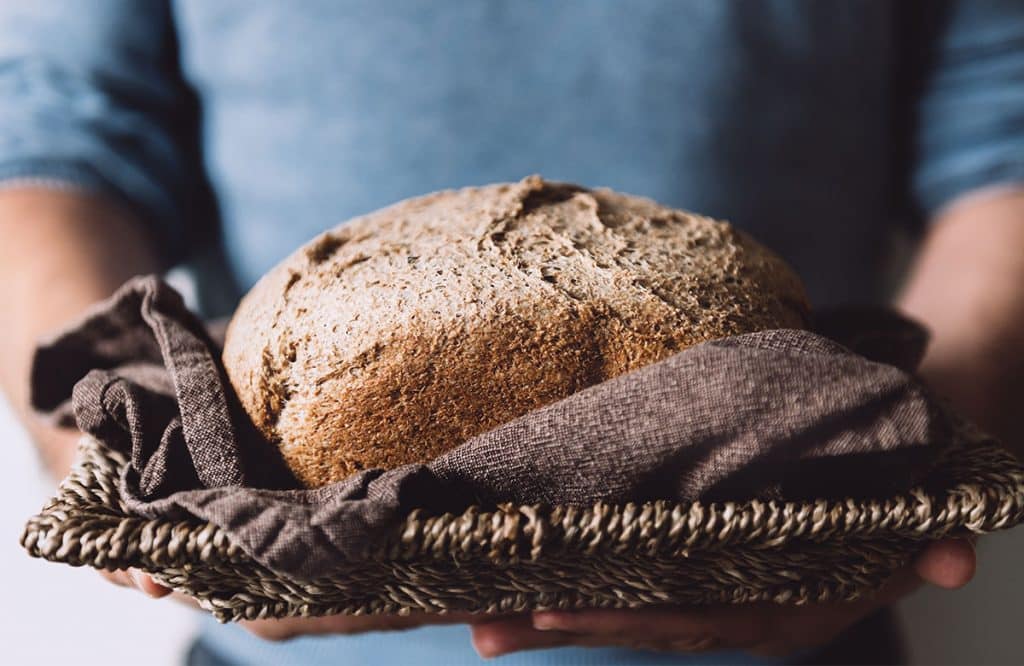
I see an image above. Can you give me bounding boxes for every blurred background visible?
[3,392,1023,665]
[1,397,193,666]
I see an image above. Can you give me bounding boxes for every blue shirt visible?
[2,1,1023,664]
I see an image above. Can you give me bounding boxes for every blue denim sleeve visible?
[0,1,190,259]
[913,0,1024,216]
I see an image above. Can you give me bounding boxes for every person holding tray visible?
[1,1,1023,664]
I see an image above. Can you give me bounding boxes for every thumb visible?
[913,538,976,590]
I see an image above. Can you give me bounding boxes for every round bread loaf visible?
[223,176,810,488]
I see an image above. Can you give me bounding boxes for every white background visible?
[2,396,1022,666]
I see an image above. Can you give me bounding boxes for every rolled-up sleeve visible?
[0,0,192,259]
[912,0,1024,217]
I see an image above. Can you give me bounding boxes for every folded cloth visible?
[31,276,952,579]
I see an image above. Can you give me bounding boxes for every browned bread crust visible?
[223,176,810,487]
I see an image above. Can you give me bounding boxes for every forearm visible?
[897,188,1024,453]
[0,187,161,477]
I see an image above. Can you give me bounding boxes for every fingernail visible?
[128,568,147,591]
[129,569,162,598]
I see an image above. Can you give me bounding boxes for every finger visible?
[471,616,576,658]
[129,569,173,599]
[532,604,805,651]
[473,615,722,657]
[241,610,486,641]
[98,568,170,598]
[914,538,976,590]
[617,635,722,653]
[532,607,709,642]
[667,634,723,653]
[98,569,134,588]
[99,568,199,608]
[747,640,796,658]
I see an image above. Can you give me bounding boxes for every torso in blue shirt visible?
[170,1,897,663]
[175,0,898,309]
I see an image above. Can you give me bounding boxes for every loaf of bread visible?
[223,176,810,488]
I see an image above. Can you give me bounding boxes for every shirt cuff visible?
[916,155,1024,222]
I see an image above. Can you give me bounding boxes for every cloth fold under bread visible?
[31,276,952,579]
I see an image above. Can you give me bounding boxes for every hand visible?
[237,610,489,642]
[100,568,177,600]
[104,567,501,641]
[470,538,975,659]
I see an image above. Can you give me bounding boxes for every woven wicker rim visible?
[23,434,1024,573]
[21,434,1024,620]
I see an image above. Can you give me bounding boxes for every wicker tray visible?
[21,434,1024,623]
